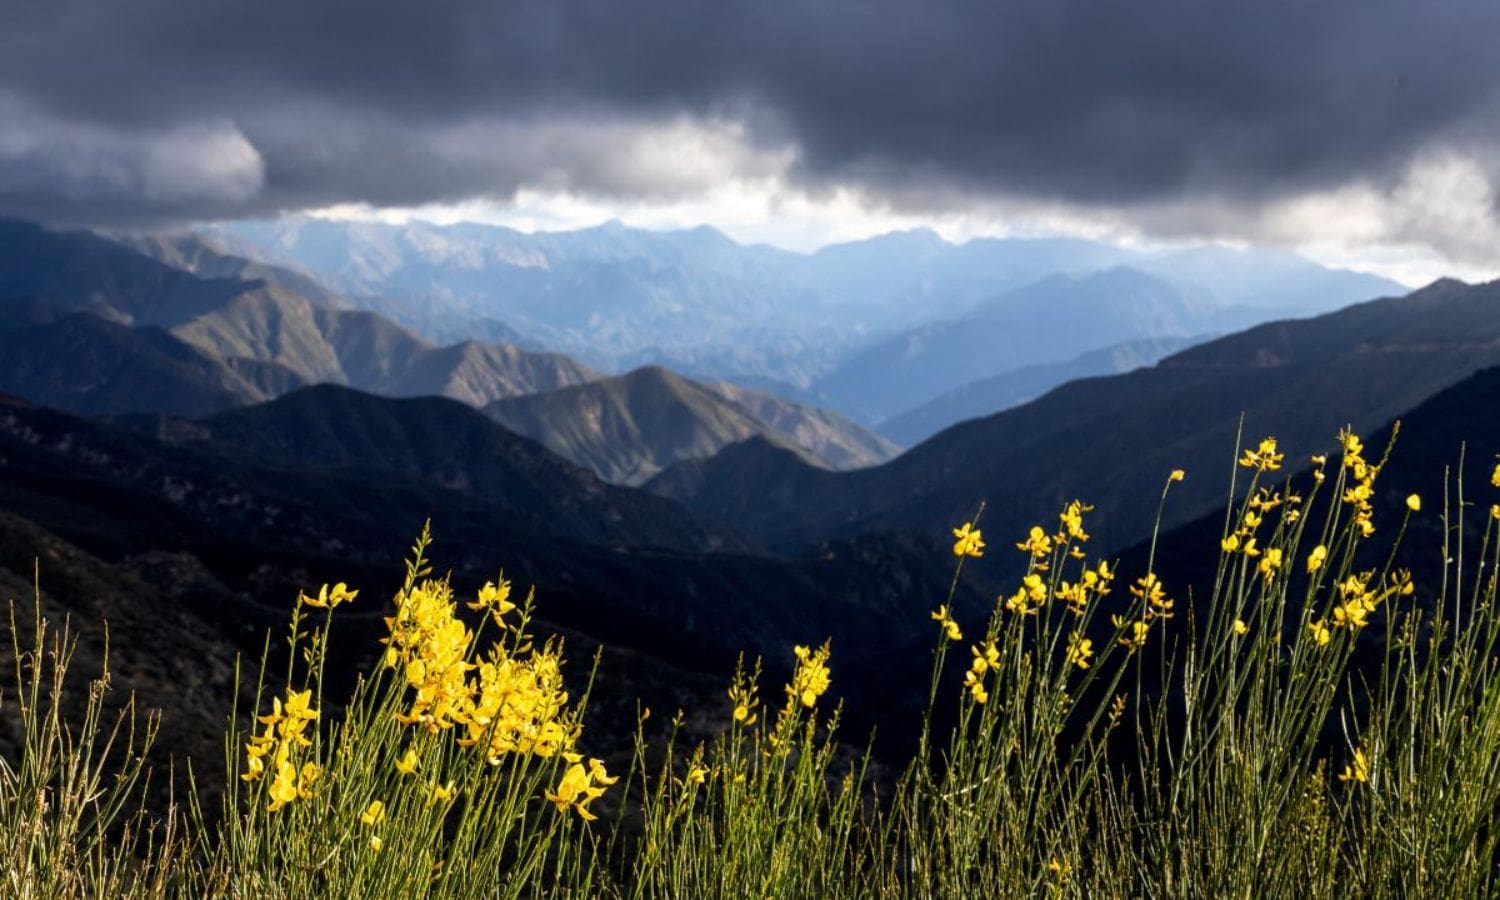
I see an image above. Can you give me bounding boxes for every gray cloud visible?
[2,0,1499,231]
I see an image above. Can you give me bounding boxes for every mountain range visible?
[206,217,1404,423]
[1,220,908,481]
[0,220,597,410]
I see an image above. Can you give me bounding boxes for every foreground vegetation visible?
[5,428,1500,897]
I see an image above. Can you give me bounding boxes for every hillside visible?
[484,366,894,485]
[0,311,304,417]
[0,219,597,409]
[664,278,1500,563]
[878,335,1203,446]
[0,394,982,726]
[138,384,739,553]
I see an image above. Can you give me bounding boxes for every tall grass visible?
[3,427,1500,896]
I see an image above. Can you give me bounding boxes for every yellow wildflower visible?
[1169,469,1186,483]
[1113,615,1150,652]
[300,582,358,608]
[1049,858,1072,882]
[545,759,615,821]
[1058,500,1092,542]
[1131,572,1174,620]
[1239,436,1285,472]
[686,766,709,786]
[1308,619,1332,646]
[1258,547,1283,581]
[360,800,386,827]
[788,642,832,708]
[970,641,1001,674]
[1221,534,1239,553]
[426,780,456,808]
[266,761,298,812]
[963,667,989,705]
[1016,525,1054,558]
[1065,633,1093,670]
[466,577,516,626]
[1492,462,1500,488]
[951,522,985,558]
[1406,494,1421,512]
[1338,747,1370,783]
[930,606,963,641]
[369,836,383,853]
[395,748,420,776]
[1307,545,1327,573]
[728,677,760,727]
[1233,619,1249,636]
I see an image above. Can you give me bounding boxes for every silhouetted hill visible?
[485,366,895,485]
[145,384,741,553]
[0,394,982,739]
[667,279,1500,566]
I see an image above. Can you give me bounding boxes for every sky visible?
[3,1,1499,285]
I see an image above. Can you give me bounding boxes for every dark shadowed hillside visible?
[666,279,1500,570]
[0,311,303,417]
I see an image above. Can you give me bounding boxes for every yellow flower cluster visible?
[964,641,1001,704]
[1306,544,1328,573]
[1114,572,1173,652]
[1331,572,1379,630]
[1338,429,1380,538]
[1238,436,1284,472]
[1257,547,1284,583]
[381,576,582,767]
[951,522,986,558]
[1058,500,1092,543]
[1308,569,1413,646]
[1331,570,1414,632]
[385,579,477,732]
[1015,525,1054,560]
[1064,632,1093,670]
[787,642,832,709]
[1004,573,1048,616]
[544,758,618,821]
[1056,561,1114,617]
[242,689,322,812]
[461,647,575,762]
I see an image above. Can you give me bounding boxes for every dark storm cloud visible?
[1,0,1498,224]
